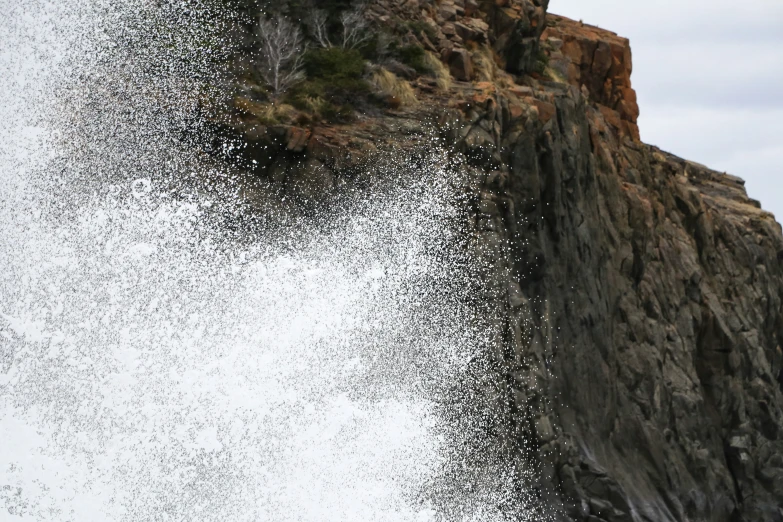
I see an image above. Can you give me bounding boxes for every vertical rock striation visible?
[218,2,783,520]
[466,80,783,521]
[542,16,639,140]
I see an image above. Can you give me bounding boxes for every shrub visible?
[295,0,352,17]
[295,96,353,122]
[297,47,369,102]
[303,47,365,81]
[533,47,550,75]
[319,103,354,122]
[394,44,428,74]
[286,47,368,122]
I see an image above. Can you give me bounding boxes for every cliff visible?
[212,1,783,520]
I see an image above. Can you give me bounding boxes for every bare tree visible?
[375,31,393,59]
[256,15,305,99]
[305,9,332,48]
[302,4,371,51]
[340,6,371,50]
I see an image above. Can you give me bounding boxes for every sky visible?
[551,0,783,221]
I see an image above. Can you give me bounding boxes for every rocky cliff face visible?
[215,1,783,520]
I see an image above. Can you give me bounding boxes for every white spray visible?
[0,1,534,520]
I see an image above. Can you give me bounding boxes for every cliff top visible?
[212,0,770,220]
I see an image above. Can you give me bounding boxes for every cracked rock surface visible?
[220,1,783,520]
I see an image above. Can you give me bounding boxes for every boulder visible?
[448,48,474,81]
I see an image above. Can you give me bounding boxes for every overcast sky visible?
[551,0,783,221]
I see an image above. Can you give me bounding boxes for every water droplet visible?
[131,178,152,198]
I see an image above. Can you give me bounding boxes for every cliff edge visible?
[212,1,783,520]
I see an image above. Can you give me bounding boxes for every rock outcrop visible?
[215,2,783,520]
[364,0,550,76]
[542,15,640,140]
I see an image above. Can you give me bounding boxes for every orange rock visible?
[524,97,556,124]
[496,7,521,34]
[542,13,640,141]
[535,100,556,124]
[509,103,525,119]
[286,126,311,152]
[617,87,639,122]
[560,40,583,68]
[598,104,622,132]
[508,85,534,98]
[621,121,641,142]
[475,81,496,92]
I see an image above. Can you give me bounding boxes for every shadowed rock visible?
[215,1,783,520]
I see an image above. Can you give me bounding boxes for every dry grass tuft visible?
[471,45,498,83]
[299,95,330,115]
[234,98,297,125]
[422,51,451,91]
[370,68,418,107]
[544,66,567,84]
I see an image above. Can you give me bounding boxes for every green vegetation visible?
[302,47,365,81]
[393,44,428,74]
[233,5,448,124]
[471,45,497,82]
[235,98,297,125]
[533,47,550,75]
[227,0,354,19]
[286,47,369,122]
[291,0,352,17]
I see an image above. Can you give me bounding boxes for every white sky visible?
[550,0,783,220]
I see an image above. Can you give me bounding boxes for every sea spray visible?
[0,1,543,520]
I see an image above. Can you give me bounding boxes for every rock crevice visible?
[217,1,783,520]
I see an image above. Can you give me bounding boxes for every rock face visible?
[542,15,640,140]
[473,98,783,521]
[221,1,783,520]
[481,0,549,74]
[364,0,550,78]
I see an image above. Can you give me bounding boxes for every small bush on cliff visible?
[393,44,428,74]
[234,97,297,125]
[533,47,550,75]
[299,47,369,102]
[253,0,353,21]
[302,47,365,81]
[286,47,369,122]
[295,0,353,18]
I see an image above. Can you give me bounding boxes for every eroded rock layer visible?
[217,1,783,520]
